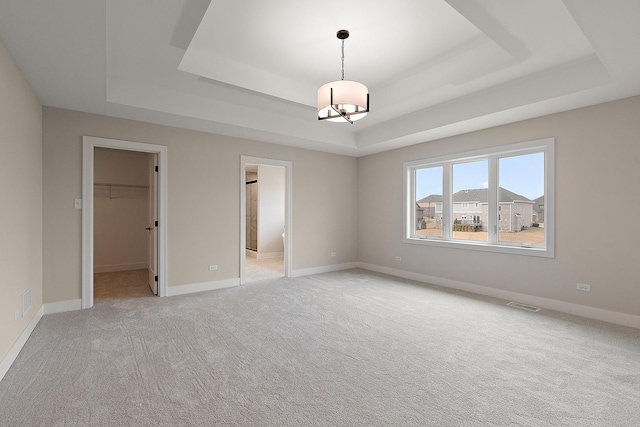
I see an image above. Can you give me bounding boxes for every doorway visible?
[93,148,155,299]
[82,136,168,309]
[245,178,258,252]
[240,156,292,284]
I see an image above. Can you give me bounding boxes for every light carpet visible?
[1,269,639,426]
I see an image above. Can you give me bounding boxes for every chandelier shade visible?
[317,80,369,122]
[317,29,369,124]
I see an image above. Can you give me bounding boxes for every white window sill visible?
[404,236,554,258]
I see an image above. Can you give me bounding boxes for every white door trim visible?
[240,156,292,284]
[148,153,159,295]
[82,136,168,308]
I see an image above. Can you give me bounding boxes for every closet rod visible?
[94,183,149,189]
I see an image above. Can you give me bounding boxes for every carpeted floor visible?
[1,269,639,426]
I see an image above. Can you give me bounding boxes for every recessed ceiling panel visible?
[178,0,484,106]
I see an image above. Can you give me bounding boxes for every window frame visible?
[404,138,554,258]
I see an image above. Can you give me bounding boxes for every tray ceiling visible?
[1,0,639,156]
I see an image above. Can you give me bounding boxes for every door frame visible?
[82,136,168,308]
[148,153,159,295]
[240,156,292,284]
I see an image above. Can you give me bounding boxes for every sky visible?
[415,152,544,200]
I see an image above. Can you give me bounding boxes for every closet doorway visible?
[82,136,168,309]
[93,148,155,299]
[240,156,292,284]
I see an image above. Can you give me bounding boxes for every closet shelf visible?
[94,182,149,200]
[94,183,149,189]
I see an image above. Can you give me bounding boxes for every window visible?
[498,152,545,244]
[453,160,487,242]
[413,166,443,238]
[404,138,554,257]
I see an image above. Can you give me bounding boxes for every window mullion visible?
[487,156,498,244]
[442,162,452,240]
[406,166,415,238]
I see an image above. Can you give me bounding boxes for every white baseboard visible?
[44,299,82,314]
[245,250,283,259]
[292,262,359,278]
[256,251,284,260]
[0,305,44,382]
[94,263,148,274]
[357,262,640,329]
[167,278,240,297]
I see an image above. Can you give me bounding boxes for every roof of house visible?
[417,194,443,204]
[533,195,544,211]
[453,188,532,203]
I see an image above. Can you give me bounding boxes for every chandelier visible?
[317,30,369,124]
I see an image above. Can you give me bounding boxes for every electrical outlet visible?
[395,256,402,261]
[14,309,21,320]
[577,283,591,292]
[330,252,336,257]
[208,265,218,271]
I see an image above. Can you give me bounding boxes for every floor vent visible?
[507,301,541,312]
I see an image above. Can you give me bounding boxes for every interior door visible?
[148,153,158,294]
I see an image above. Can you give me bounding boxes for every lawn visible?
[416,221,544,244]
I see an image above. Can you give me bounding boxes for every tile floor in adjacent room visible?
[245,256,284,283]
[94,269,155,299]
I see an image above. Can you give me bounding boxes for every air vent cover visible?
[22,288,32,316]
[507,301,541,312]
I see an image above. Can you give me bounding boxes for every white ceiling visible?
[1,0,639,156]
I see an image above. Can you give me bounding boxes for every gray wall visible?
[0,39,43,362]
[42,107,359,303]
[257,165,285,256]
[358,95,640,317]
